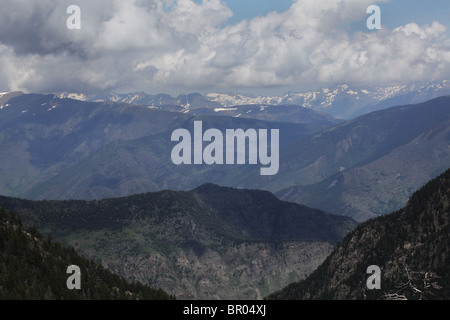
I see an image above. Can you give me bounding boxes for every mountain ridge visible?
[0,92,449,223]
[55,80,450,119]
[267,168,450,300]
[272,96,450,221]
[0,184,357,299]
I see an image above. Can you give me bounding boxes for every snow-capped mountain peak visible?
[52,80,450,120]
[205,80,450,119]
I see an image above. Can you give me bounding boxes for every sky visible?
[0,0,449,96]
[220,0,450,31]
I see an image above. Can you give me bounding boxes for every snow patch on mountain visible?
[57,92,89,101]
[206,80,450,118]
[206,93,283,107]
[53,80,450,119]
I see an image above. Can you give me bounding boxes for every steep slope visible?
[266,96,450,221]
[0,91,24,106]
[17,115,326,201]
[194,184,354,242]
[0,185,357,300]
[276,117,450,222]
[267,168,450,300]
[0,206,174,300]
[0,93,331,200]
[0,93,191,198]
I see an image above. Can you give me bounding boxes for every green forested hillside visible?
[267,168,450,300]
[0,185,356,299]
[0,207,174,300]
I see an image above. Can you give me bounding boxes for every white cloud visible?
[0,0,449,94]
[394,21,447,40]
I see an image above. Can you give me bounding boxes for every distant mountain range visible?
[56,91,340,126]
[207,80,450,119]
[1,85,449,301]
[0,92,448,222]
[267,168,450,300]
[0,92,332,200]
[56,80,450,119]
[0,184,357,299]
[271,96,450,221]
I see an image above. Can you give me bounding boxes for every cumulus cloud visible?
[0,0,449,94]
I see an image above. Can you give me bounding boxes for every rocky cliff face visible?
[98,236,334,299]
[268,168,450,300]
